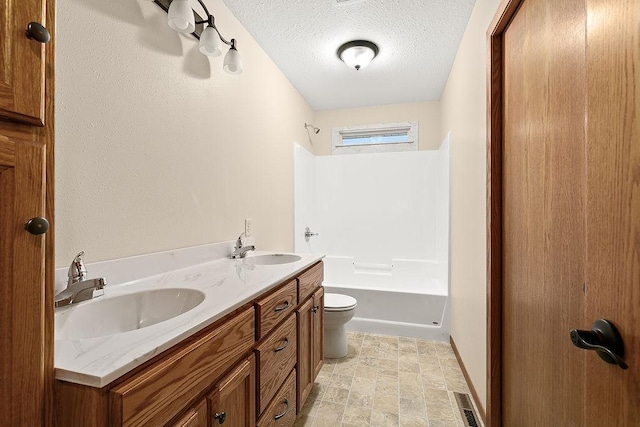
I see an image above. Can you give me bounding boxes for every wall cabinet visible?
[0,0,48,126]
[0,137,47,426]
[55,261,324,427]
[0,0,54,426]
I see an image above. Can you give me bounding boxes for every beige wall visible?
[440,0,502,411]
[312,101,441,155]
[55,0,314,266]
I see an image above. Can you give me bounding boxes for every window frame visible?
[331,121,419,155]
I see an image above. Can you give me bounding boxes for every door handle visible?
[570,319,628,369]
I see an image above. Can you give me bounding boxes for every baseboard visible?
[450,336,487,425]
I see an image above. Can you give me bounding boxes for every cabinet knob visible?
[214,411,226,424]
[26,22,50,44]
[24,217,49,235]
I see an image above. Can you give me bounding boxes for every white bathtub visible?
[322,256,450,342]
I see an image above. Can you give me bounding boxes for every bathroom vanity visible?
[54,252,324,427]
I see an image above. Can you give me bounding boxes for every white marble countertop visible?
[54,249,323,388]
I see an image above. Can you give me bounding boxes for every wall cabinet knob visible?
[26,22,50,43]
[24,217,49,235]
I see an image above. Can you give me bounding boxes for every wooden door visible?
[296,297,314,413]
[501,0,587,424]
[0,138,47,425]
[584,0,640,423]
[208,356,256,427]
[0,0,47,125]
[488,0,640,425]
[312,287,324,379]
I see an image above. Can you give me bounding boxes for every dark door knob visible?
[26,22,50,44]
[24,217,49,235]
[570,319,628,369]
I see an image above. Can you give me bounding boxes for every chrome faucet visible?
[54,251,107,308]
[229,233,255,259]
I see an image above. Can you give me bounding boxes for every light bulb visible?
[199,25,223,57]
[340,46,375,70]
[223,47,243,75]
[168,0,195,33]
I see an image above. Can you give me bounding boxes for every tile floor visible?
[294,331,483,427]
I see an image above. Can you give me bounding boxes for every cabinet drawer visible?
[256,369,297,427]
[110,308,255,427]
[255,279,297,340]
[255,314,297,415]
[298,262,323,302]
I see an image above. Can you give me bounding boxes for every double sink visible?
[55,254,301,341]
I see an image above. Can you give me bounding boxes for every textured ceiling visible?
[222,0,476,111]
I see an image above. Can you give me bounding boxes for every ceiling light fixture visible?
[337,40,379,71]
[152,0,242,75]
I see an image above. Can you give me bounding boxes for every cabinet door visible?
[312,287,324,379]
[0,0,47,126]
[209,356,256,427]
[296,298,314,413]
[172,399,208,427]
[0,138,46,425]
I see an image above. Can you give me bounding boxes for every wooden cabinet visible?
[208,356,255,427]
[0,137,46,426]
[255,314,297,414]
[0,0,48,125]
[311,287,324,379]
[110,308,255,426]
[0,1,54,426]
[296,284,324,412]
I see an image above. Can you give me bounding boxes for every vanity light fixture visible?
[337,40,379,71]
[152,0,242,75]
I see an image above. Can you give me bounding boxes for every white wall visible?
[314,151,438,265]
[293,144,317,253]
[294,147,450,291]
[55,0,315,266]
[312,101,441,155]
[440,0,502,411]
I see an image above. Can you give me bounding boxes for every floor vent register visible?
[454,392,480,427]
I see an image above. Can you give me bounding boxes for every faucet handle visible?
[68,251,87,283]
[236,232,245,249]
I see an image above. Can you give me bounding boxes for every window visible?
[332,121,419,154]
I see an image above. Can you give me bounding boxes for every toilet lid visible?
[324,293,357,311]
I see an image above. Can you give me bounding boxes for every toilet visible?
[323,293,358,358]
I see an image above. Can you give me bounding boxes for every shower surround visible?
[294,137,450,341]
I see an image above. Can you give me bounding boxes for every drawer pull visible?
[214,411,226,424]
[274,301,290,313]
[274,338,289,352]
[274,399,289,421]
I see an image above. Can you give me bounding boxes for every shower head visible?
[304,123,320,134]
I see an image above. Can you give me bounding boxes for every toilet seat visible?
[324,293,357,312]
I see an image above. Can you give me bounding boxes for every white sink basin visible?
[55,288,205,340]
[245,254,302,265]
